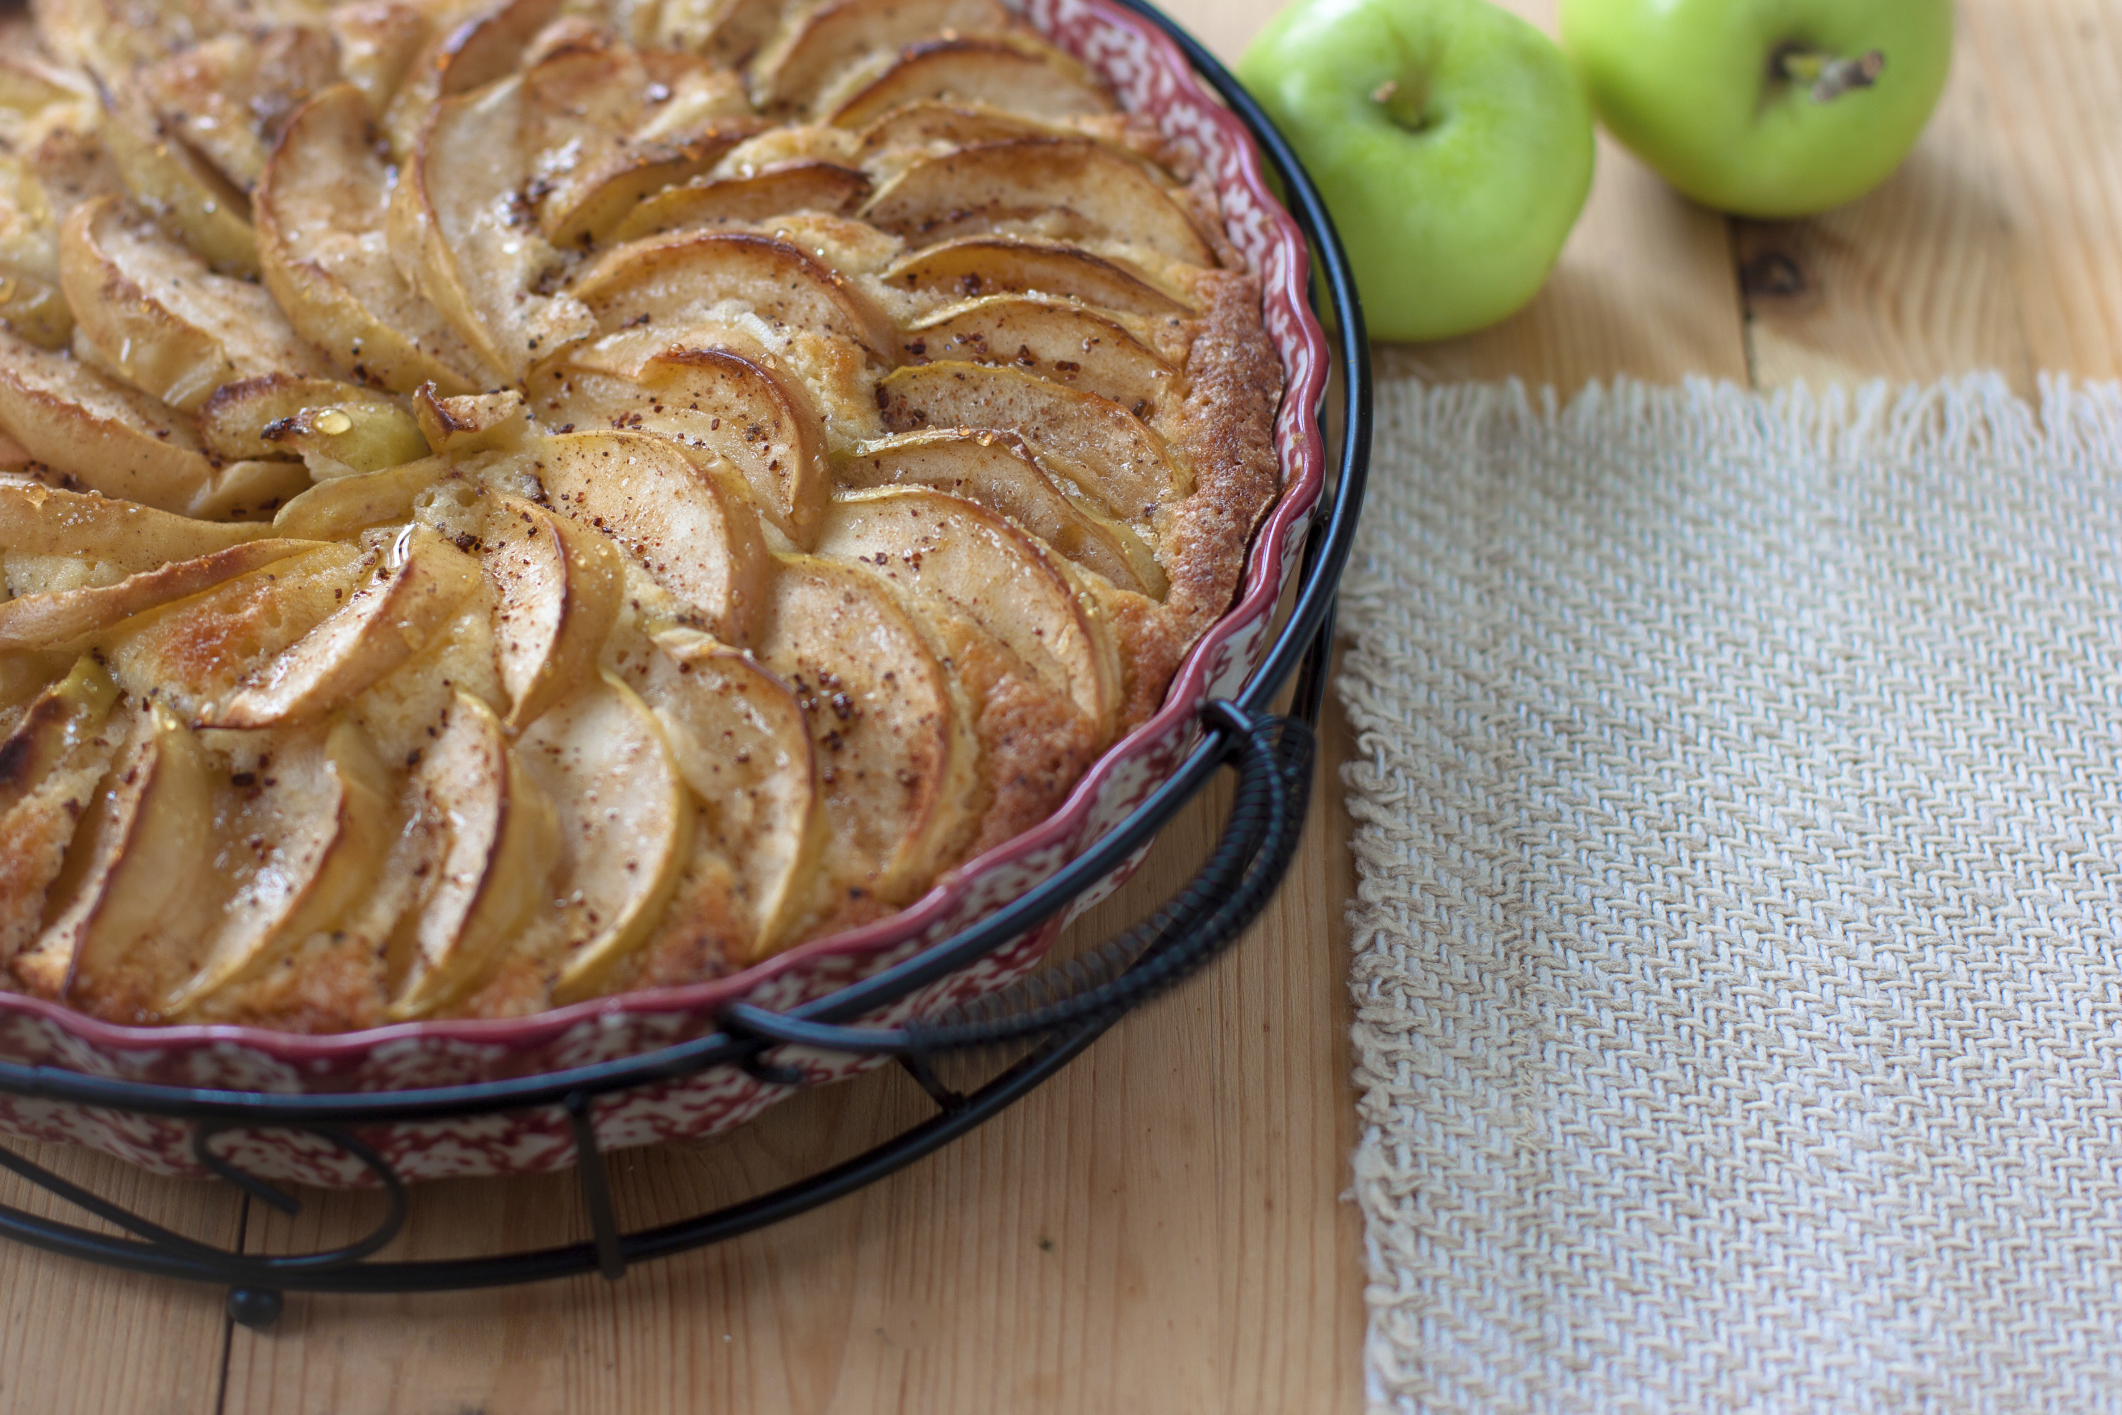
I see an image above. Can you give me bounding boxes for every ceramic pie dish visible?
[0,0,1329,1183]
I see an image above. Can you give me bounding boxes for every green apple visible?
[1559,0,1952,218]
[1240,0,1594,342]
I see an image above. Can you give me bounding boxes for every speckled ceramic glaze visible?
[0,0,1332,1184]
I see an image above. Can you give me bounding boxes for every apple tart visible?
[0,0,1283,1030]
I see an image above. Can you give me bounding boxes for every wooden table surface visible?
[8,3,2122,1412]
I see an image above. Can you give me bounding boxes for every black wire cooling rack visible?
[0,0,1373,1328]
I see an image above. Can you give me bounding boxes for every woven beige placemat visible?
[1338,375,2122,1414]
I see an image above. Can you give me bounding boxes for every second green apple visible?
[1240,0,1594,342]
[1559,0,1953,218]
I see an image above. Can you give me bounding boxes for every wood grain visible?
[0,1141,240,1415]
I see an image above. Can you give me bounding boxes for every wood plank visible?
[1964,0,2122,379]
[1375,0,1751,388]
[224,694,1365,1415]
[0,1139,240,1415]
[1736,4,2036,392]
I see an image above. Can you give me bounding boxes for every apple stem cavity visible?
[1369,77,1440,135]
[1771,44,1887,104]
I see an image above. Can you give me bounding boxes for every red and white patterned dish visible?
[0,0,1331,1184]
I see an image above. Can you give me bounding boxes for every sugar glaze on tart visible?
[0,0,1283,1028]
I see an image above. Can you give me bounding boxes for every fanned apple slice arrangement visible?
[0,0,1283,1029]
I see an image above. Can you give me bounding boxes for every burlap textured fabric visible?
[1339,376,2122,1414]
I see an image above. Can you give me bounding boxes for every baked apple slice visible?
[390,73,595,383]
[200,374,427,472]
[15,705,219,1022]
[879,235,1196,318]
[97,541,371,714]
[533,346,829,544]
[0,658,123,963]
[863,137,1214,267]
[379,0,562,161]
[832,430,1164,596]
[136,25,340,193]
[756,553,979,922]
[654,0,782,68]
[257,85,485,396]
[270,454,455,540]
[0,327,220,514]
[628,626,825,958]
[201,526,484,729]
[60,195,328,410]
[608,161,873,242]
[825,36,1112,128]
[327,0,433,118]
[877,362,1189,527]
[96,86,259,277]
[573,230,896,362]
[527,430,773,644]
[751,0,1013,111]
[0,479,272,590]
[414,386,533,456]
[0,539,321,652]
[519,673,694,1003]
[816,487,1119,734]
[162,719,397,1017]
[904,295,1180,417]
[483,496,625,730]
[388,691,560,1019]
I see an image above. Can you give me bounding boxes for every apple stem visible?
[1771,44,1886,103]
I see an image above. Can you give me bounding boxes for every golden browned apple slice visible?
[0,658,123,963]
[904,295,1180,416]
[516,47,757,249]
[542,123,764,250]
[387,691,560,1019]
[380,0,562,160]
[161,718,397,1018]
[0,478,271,590]
[0,145,81,352]
[864,137,1214,267]
[879,235,1196,318]
[609,161,873,243]
[412,386,531,456]
[816,486,1118,733]
[826,36,1113,128]
[756,552,979,921]
[136,26,340,193]
[528,431,774,644]
[654,0,781,67]
[391,75,595,383]
[199,373,424,467]
[517,672,693,1003]
[200,526,483,728]
[627,625,824,958]
[97,540,370,713]
[850,99,1068,164]
[483,496,625,729]
[574,230,896,362]
[96,86,259,277]
[832,429,1164,596]
[533,346,829,544]
[0,539,322,652]
[258,403,430,481]
[0,328,219,514]
[877,362,1189,526]
[60,195,328,410]
[257,85,485,395]
[327,0,433,118]
[751,0,1012,111]
[270,453,458,540]
[15,705,219,1022]
[34,0,324,74]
